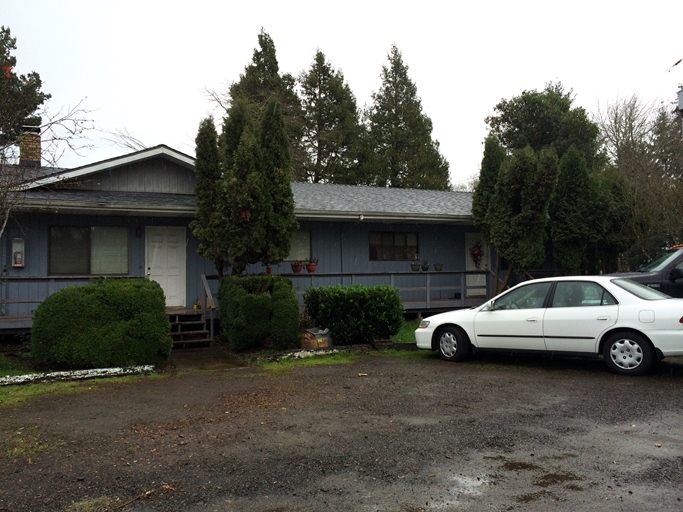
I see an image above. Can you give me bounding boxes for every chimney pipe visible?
[19,126,41,168]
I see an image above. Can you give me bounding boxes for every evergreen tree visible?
[298,50,361,183]
[486,82,602,169]
[487,146,559,289]
[223,126,268,275]
[548,148,596,274]
[472,134,507,241]
[221,98,253,172]
[0,26,50,149]
[189,117,228,277]
[229,29,305,179]
[260,97,298,265]
[480,82,621,277]
[363,45,451,190]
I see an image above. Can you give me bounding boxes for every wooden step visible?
[167,308,211,348]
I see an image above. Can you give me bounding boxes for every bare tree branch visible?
[100,126,147,152]
[0,97,95,240]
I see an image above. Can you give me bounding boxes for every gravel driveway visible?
[1,348,683,511]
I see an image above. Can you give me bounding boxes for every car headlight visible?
[418,320,430,329]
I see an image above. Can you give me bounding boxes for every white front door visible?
[465,233,489,298]
[146,227,186,307]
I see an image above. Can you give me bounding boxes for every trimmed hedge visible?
[217,275,299,351]
[31,278,172,370]
[304,285,404,345]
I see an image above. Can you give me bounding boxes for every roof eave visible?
[15,201,196,218]
[21,146,195,190]
[295,209,472,224]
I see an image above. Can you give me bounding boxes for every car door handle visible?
[597,316,611,321]
[526,318,538,323]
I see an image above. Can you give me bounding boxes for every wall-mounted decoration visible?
[12,238,25,268]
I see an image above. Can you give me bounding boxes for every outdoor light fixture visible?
[12,238,25,268]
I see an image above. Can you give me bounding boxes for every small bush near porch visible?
[31,279,172,370]
[304,285,404,345]
[218,276,300,352]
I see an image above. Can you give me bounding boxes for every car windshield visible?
[637,249,680,272]
[610,278,672,300]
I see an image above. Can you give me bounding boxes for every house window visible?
[369,232,419,261]
[49,227,129,275]
[287,230,311,261]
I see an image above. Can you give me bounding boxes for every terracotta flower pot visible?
[291,262,303,274]
[306,262,317,273]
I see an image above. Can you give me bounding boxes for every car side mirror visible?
[669,267,683,282]
[482,300,494,311]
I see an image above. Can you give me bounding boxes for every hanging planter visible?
[291,261,303,274]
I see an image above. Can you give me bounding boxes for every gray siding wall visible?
[1,213,479,318]
[62,159,195,194]
[0,213,213,316]
[242,220,479,302]
[253,220,473,275]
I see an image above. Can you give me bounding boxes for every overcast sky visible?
[4,0,682,187]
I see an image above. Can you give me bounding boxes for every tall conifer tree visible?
[363,45,450,190]
[190,117,228,277]
[298,50,361,183]
[260,97,297,265]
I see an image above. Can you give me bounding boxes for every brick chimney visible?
[19,126,41,168]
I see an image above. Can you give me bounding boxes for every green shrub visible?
[304,285,403,345]
[269,280,300,350]
[218,275,299,351]
[31,278,172,370]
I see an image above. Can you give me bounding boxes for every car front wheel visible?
[437,326,471,362]
[603,332,654,376]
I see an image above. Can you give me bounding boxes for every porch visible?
[0,270,493,334]
[201,269,494,315]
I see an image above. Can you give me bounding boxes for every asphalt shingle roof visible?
[292,183,472,221]
[18,182,473,222]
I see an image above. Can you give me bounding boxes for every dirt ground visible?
[2,346,683,512]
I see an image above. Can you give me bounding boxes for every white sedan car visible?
[415,276,683,375]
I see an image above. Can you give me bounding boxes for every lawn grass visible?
[0,373,166,408]
[260,349,360,373]
[0,351,35,377]
[391,319,420,343]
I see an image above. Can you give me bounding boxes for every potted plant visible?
[410,261,420,271]
[421,259,430,271]
[306,257,318,273]
[433,263,443,271]
[290,261,304,273]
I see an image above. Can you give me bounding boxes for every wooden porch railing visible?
[201,270,493,313]
[0,271,493,331]
[200,274,218,341]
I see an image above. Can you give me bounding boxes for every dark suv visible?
[615,246,683,298]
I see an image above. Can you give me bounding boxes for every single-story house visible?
[0,136,492,332]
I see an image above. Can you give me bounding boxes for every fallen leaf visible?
[358,373,368,377]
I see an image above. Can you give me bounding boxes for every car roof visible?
[521,275,617,285]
